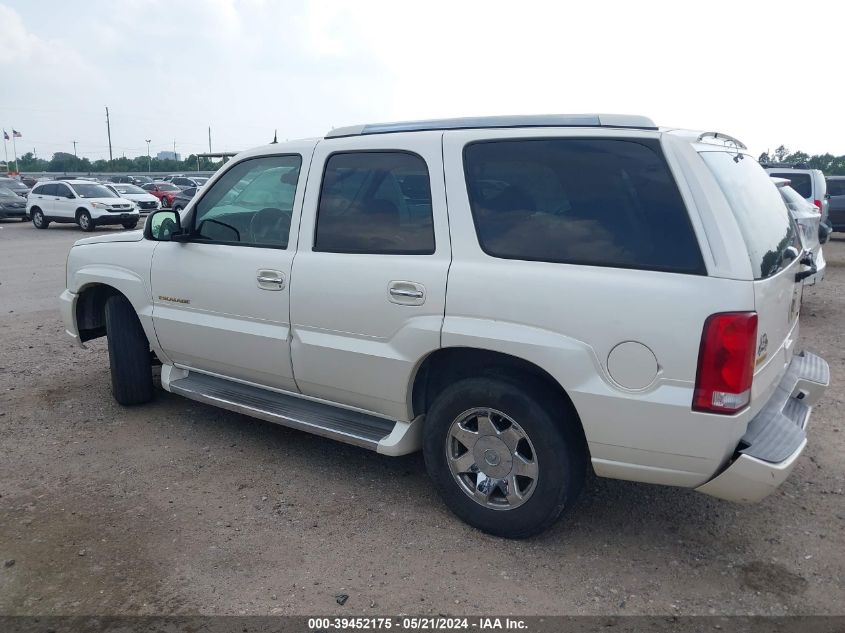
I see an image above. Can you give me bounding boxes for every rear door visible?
[31,184,55,215]
[289,132,450,420]
[702,152,804,410]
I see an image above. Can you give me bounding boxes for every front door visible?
[52,182,75,220]
[150,146,314,391]
[289,132,451,420]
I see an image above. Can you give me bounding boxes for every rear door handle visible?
[388,281,425,305]
[256,269,285,291]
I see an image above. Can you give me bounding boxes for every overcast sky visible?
[2,0,844,162]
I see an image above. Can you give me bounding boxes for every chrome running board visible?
[169,372,396,450]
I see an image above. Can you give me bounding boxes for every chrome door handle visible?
[256,270,285,290]
[389,288,423,299]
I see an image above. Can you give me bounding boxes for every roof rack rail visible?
[326,114,657,138]
[760,162,810,170]
[697,132,747,150]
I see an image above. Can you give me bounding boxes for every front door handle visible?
[389,288,423,299]
[388,281,425,306]
[256,269,285,291]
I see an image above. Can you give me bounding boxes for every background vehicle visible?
[61,115,828,537]
[161,174,183,182]
[20,175,39,188]
[765,166,829,222]
[0,176,30,198]
[27,179,139,231]
[171,176,208,190]
[825,176,845,231]
[140,181,181,207]
[0,185,29,220]
[105,183,161,213]
[773,177,825,285]
[170,186,198,213]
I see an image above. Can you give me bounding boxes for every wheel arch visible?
[75,283,129,342]
[409,346,588,449]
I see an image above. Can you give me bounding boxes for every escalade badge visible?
[158,295,191,305]
[755,333,768,366]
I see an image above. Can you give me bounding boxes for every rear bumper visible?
[695,351,829,503]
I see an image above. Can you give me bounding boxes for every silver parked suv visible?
[60,115,829,537]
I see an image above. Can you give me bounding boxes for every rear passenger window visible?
[315,152,435,254]
[463,139,705,274]
[769,172,811,198]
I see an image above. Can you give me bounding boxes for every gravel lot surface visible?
[0,220,843,616]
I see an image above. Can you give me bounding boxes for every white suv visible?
[60,115,829,537]
[28,180,140,231]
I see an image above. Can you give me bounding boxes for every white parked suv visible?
[60,115,829,537]
[28,180,140,231]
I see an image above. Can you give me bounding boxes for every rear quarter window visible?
[702,153,801,280]
[462,138,705,274]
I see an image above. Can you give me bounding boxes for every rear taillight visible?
[813,199,822,210]
[693,312,758,414]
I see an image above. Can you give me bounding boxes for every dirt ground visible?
[0,219,843,617]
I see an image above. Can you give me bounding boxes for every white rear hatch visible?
[699,151,805,414]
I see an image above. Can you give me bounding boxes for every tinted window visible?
[183,187,197,197]
[315,152,435,254]
[32,184,50,195]
[55,183,73,198]
[826,179,845,197]
[141,184,153,191]
[463,139,704,274]
[192,154,301,248]
[702,153,801,280]
[769,172,811,198]
[70,183,117,198]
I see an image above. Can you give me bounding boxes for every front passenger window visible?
[192,155,302,248]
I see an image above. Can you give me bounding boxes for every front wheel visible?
[123,220,138,230]
[423,376,586,538]
[104,295,154,405]
[32,208,49,229]
[77,210,94,232]
[160,197,170,208]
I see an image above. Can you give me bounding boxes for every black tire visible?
[31,208,49,229]
[160,197,170,208]
[423,375,586,538]
[172,204,183,213]
[123,220,138,230]
[77,209,94,232]
[104,294,154,405]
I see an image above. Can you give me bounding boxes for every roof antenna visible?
[271,129,278,144]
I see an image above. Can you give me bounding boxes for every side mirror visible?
[66,192,76,199]
[144,209,183,241]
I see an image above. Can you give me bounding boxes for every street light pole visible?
[145,139,151,173]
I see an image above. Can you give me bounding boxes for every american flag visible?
[2,130,8,141]
[12,130,22,138]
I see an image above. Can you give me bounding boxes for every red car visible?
[141,181,181,208]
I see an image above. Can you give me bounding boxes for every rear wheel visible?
[423,376,586,538]
[104,294,154,405]
[31,208,49,229]
[160,197,170,208]
[77,209,94,232]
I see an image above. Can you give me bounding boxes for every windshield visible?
[155,183,180,191]
[0,186,18,197]
[701,152,801,280]
[71,183,118,198]
[114,184,146,195]
[134,176,153,184]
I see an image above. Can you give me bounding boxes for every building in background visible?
[156,151,181,161]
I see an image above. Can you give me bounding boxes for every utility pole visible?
[145,139,152,173]
[72,141,78,159]
[105,106,113,163]
[208,126,212,153]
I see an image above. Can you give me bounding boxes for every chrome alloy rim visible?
[79,214,90,230]
[445,408,539,510]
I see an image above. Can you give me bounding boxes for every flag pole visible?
[11,132,18,173]
[2,132,8,172]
